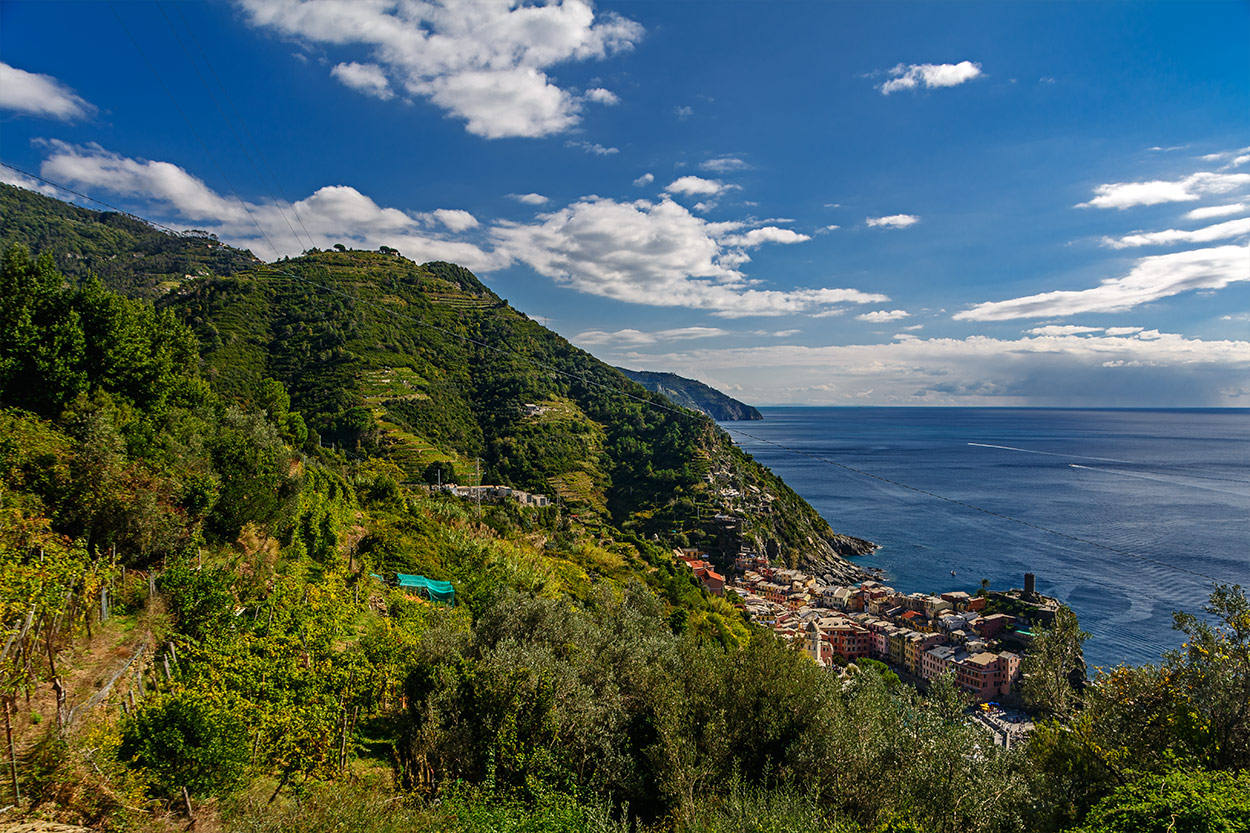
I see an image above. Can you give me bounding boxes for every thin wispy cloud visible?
[0,62,95,121]
[1026,325,1104,336]
[878,61,982,94]
[857,309,910,322]
[955,244,1249,320]
[622,330,1250,405]
[573,326,727,346]
[1185,203,1246,221]
[0,165,63,198]
[1102,217,1250,249]
[1199,146,1250,168]
[700,156,750,173]
[566,140,619,155]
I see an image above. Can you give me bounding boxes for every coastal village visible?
[678,546,1055,700]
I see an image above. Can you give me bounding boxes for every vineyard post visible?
[3,696,18,805]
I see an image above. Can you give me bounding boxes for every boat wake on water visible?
[967,442,1131,464]
[1068,464,1250,495]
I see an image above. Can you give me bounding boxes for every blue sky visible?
[1,0,1247,406]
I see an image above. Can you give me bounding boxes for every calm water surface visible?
[721,408,1250,669]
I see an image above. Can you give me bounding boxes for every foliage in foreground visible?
[1,231,1247,832]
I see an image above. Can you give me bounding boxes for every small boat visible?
[951,570,957,576]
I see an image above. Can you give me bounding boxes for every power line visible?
[157,1,315,253]
[168,1,315,249]
[0,164,1229,587]
[0,162,204,240]
[107,1,284,261]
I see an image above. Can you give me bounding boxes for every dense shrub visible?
[118,690,249,798]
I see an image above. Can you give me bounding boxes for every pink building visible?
[952,651,1020,701]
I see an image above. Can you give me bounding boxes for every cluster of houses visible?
[676,551,726,596]
[424,483,551,507]
[682,551,1032,703]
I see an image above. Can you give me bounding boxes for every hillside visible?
[0,182,258,297]
[172,249,873,572]
[618,367,764,421]
[0,182,873,574]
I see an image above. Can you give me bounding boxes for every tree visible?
[1022,605,1088,720]
[1168,583,1250,770]
[1073,769,1250,833]
[422,460,457,486]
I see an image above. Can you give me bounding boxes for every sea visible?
[719,407,1250,671]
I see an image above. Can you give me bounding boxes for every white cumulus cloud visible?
[582,87,619,105]
[633,172,655,187]
[428,208,479,232]
[857,309,910,322]
[665,176,735,197]
[492,195,887,317]
[720,227,811,247]
[879,61,982,95]
[330,62,394,100]
[0,62,95,120]
[1078,171,1250,209]
[866,214,919,229]
[508,192,549,205]
[29,142,890,320]
[36,141,505,270]
[954,244,1250,320]
[236,0,643,138]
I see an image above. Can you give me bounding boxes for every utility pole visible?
[475,458,481,516]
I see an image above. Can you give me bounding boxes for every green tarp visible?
[396,573,455,605]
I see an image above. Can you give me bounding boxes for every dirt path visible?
[11,611,155,754]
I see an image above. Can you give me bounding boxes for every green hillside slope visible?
[617,367,764,420]
[0,182,258,297]
[0,182,873,573]
[173,249,873,572]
